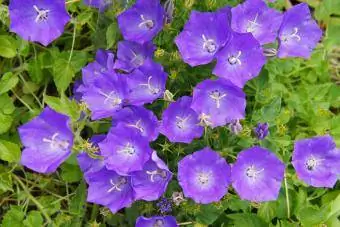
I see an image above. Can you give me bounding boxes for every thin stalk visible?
[12,90,34,112]
[18,73,43,108]
[68,21,77,65]
[284,173,291,218]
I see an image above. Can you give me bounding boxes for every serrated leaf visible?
[0,72,19,94]
[1,205,25,227]
[23,211,43,227]
[53,59,75,93]
[0,35,17,58]
[0,139,21,163]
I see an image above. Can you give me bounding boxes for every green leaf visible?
[195,204,225,225]
[1,205,25,227]
[69,182,87,216]
[44,95,80,121]
[0,35,17,58]
[297,206,329,226]
[0,165,13,194]
[0,113,13,134]
[227,213,267,227]
[0,139,21,163]
[257,201,276,223]
[0,72,19,94]
[60,163,82,183]
[37,196,61,216]
[23,211,43,227]
[106,21,120,49]
[53,58,75,93]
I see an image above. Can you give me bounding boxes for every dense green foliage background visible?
[0,0,339,226]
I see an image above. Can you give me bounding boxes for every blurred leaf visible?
[227,213,267,227]
[0,35,17,58]
[106,21,120,49]
[23,211,43,227]
[61,163,82,183]
[257,201,276,223]
[37,196,61,216]
[69,182,86,216]
[195,204,225,225]
[0,139,21,163]
[0,165,13,194]
[1,205,25,227]
[44,95,80,121]
[0,72,19,94]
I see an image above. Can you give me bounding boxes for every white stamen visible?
[118,143,135,156]
[139,76,160,94]
[199,113,212,126]
[175,116,191,129]
[209,90,227,109]
[130,49,144,67]
[305,156,323,171]
[196,171,212,187]
[98,90,122,106]
[246,13,260,33]
[245,165,264,182]
[282,27,301,42]
[146,169,167,182]
[33,5,50,23]
[228,51,242,65]
[126,119,144,133]
[42,133,69,150]
[202,34,217,53]
[138,14,154,29]
[107,177,127,193]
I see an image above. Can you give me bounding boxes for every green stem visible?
[18,73,43,108]
[13,174,52,224]
[68,21,77,65]
[284,173,291,218]
[90,204,99,222]
[12,90,34,112]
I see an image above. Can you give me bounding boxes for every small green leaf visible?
[1,205,25,227]
[0,139,21,163]
[0,165,13,194]
[0,72,19,94]
[0,35,17,58]
[227,213,267,227]
[37,196,61,216]
[23,211,43,227]
[195,204,225,225]
[44,95,80,121]
[61,163,82,183]
[69,182,87,216]
[53,58,75,93]
[106,21,120,49]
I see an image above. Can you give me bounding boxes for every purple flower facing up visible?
[126,59,167,106]
[160,96,203,143]
[231,146,285,202]
[136,216,178,227]
[81,72,127,120]
[99,125,152,175]
[19,107,73,173]
[277,3,322,59]
[254,122,269,140]
[113,106,159,142]
[213,32,266,88]
[113,40,155,73]
[9,0,70,46]
[131,152,172,201]
[77,135,106,182]
[178,148,231,204]
[191,79,246,128]
[292,135,339,188]
[231,0,282,45]
[86,168,134,214]
[175,10,231,66]
[117,0,165,43]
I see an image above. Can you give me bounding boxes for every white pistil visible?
[107,177,127,193]
[118,143,135,156]
[199,113,212,126]
[209,91,227,109]
[228,51,242,65]
[202,34,217,53]
[246,13,260,33]
[130,49,144,67]
[305,156,323,171]
[43,133,69,150]
[282,27,301,42]
[196,171,211,186]
[139,76,160,94]
[138,14,154,29]
[99,90,122,106]
[245,165,264,182]
[175,116,190,129]
[33,5,50,23]
[126,119,144,133]
[146,169,167,182]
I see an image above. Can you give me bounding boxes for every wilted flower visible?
[160,96,204,143]
[19,107,73,173]
[99,125,152,175]
[126,59,167,105]
[228,120,243,135]
[175,10,231,66]
[231,146,285,202]
[191,79,246,128]
[117,0,165,44]
[292,135,339,188]
[136,216,178,227]
[9,0,70,46]
[254,122,269,140]
[113,40,155,73]
[178,147,231,204]
[213,32,266,88]
[86,168,134,214]
[231,0,283,45]
[156,197,172,213]
[277,3,322,59]
[164,0,175,24]
[172,191,186,206]
[113,106,159,142]
[131,152,172,201]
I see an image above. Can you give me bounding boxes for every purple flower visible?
[231,146,285,202]
[86,168,134,214]
[292,135,339,188]
[113,40,155,73]
[228,120,243,135]
[99,125,152,175]
[131,152,172,201]
[81,72,128,120]
[254,122,269,140]
[277,3,322,59]
[213,32,266,88]
[191,79,246,128]
[136,216,178,227]
[9,0,70,46]
[178,147,231,204]
[19,107,73,173]
[113,106,159,142]
[117,0,165,44]
[218,6,232,26]
[77,135,106,182]
[160,96,203,143]
[126,59,167,106]
[175,10,232,66]
[231,0,282,45]
[83,0,112,11]
[72,79,84,102]
[156,197,172,213]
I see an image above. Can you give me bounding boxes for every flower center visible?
[42,133,69,150]
[146,169,167,182]
[175,116,190,130]
[139,14,154,30]
[196,171,212,186]
[33,5,50,23]
[209,90,227,109]
[305,156,322,171]
[245,165,264,180]
[126,119,144,133]
[118,143,136,156]
[99,90,122,107]
[139,76,160,95]
[228,51,242,65]
[199,113,212,126]
[202,35,217,53]
[130,50,144,67]
[153,219,165,227]
[107,177,127,193]
[246,13,260,33]
[282,27,301,42]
